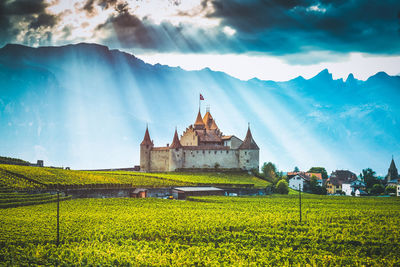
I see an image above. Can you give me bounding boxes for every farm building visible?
[172,187,225,199]
[131,188,147,198]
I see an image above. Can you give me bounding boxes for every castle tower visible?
[140,126,153,172]
[386,156,399,183]
[194,109,205,130]
[239,125,260,170]
[169,128,183,171]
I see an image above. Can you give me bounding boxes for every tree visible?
[293,166,300,172]
[370,184,384,195]
[385,186,396,194]
[360,168,380,190]
[276,180,289,194]
[261,162,278,182]
[308,167,328,180]
[309,175,327,195]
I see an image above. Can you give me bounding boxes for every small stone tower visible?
[169,128,183,171]
[386,156,399,183]
[140,126,153,172]
[239,125,260,170]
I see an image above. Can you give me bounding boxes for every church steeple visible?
[170,128,182,149]
[239,124,259,150]
[140,125,153,146]
[194,109,205,129]
[387,156,399,182]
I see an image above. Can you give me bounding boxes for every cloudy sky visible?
[1,0,400,81]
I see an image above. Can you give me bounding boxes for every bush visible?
[385,186,396,194]
[275,180,289,194]
[370,184,384,195]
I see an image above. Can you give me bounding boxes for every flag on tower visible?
[200,93,204,100]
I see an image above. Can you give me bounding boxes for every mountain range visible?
[0,43,399,175]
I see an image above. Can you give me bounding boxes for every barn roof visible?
[173,187,223,192]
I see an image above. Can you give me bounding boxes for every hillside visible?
[0,164,269,190]
[0,43,399,174]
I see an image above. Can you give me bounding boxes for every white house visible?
[342,183,352,196]
[397,185,400,197]
[288,174,310,191]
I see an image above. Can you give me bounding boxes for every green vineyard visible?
[0,164,269,189]
[0,194,399,265]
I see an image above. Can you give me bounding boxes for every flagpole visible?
[199,92,201,111]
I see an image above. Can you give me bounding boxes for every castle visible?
[140,109,259,172]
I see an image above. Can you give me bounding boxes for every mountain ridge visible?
[0,43,399,175]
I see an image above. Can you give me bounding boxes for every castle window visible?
[183,152,186,155]
[209,151,211,154]
[246,160,249,163]
[197,151,199,154]
[226,151,229,154]
[214,151,217,154]
[245,151,247,155]
[202,150,205,154]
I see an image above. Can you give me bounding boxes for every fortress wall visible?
[183,149,239,169]
[239,150,259,170]
[150,150,169,171]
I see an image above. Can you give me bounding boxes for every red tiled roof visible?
[170,129,183,149]
[222,135,233,140]
[182,145,230,150]
[152,147,169,151]
[239,126,259,150]
[140,126,153,146]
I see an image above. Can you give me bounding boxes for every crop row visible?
[0,194,399,265]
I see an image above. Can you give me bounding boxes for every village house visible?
[326,170,357,194]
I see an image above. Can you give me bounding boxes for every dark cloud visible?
[0,0,60,46]
[29,13,59,29]
[1,0,399,57]
[201,0,400,55]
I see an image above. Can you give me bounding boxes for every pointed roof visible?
[140,126,153,146]
[194,109,205,129]
[387,156,399,180]
[170,128,182,149]
[203,111,219,130]
[389,157,397,171]
[239,125,259,150]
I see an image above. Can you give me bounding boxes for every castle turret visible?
[169,128,184,171]
[239,125,259,170]
[386,156,399,183]
[194,109,205,130]
[140,126,153,171]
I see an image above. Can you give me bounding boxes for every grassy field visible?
[0,164,269,189]
[1,194,399,265]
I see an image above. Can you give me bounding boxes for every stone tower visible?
[140,126,153,172]
[386,156,399,183]
[169,128,183,171]
[239,125,260,170]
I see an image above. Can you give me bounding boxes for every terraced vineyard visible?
[0,194,399,265]
[0,192,72,208]
[0,164,268,189]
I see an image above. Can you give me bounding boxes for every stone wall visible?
[150,149,169,171]
[182,149,239,169]
[180,129,198,146]
[239,149,259,170]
